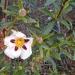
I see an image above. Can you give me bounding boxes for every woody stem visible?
[4,0,8,9]
[57,0,69,18]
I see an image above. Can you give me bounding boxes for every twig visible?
[57,0,69,18]
[4,0,8,9]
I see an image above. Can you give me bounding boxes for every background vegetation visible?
[0,0,75,75]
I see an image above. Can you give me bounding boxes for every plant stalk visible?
[57,0,69,18]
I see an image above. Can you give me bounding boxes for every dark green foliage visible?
[0,0,75,75]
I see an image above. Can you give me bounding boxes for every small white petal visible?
[11,29,17,34]
[25,37,33,47]
[15,32,26,37]
[12,30,26,38]
[4,35,16,47]
[4,47,22,59]
[20,47,32,60]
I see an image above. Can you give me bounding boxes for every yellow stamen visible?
[15,38,25,48]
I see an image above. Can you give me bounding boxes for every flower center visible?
[15,38,25,48]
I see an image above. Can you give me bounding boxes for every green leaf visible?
[33,69,40,75]
[39,46,44,58]
[35,21,40,28]
[45,49,50,59]
[42,21,55,34]
[0,0,5,7]
[45,0,56,6]
[13,69,25,75]
[61,20,71,30]
[68,20,72,29]
[50,50,61,60]
[71,2,75,6]
[73,31,75,38]
[27,17,36,23]
[18,0,23,9]
[41,7,53,17]
[21,17,36,23]
[43,32,54,40]
[64,0,70,9]
[48,57,57,70]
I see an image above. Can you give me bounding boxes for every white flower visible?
[4,30,33,60]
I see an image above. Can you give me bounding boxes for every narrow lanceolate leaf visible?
[71,2,75,6]
[61,20,71,30]
[41,7,53,17]
[73,31,75,38]
[18,0,23,9]
[42,21,55,35]
[21,17,36,23]
[45,0,56,6]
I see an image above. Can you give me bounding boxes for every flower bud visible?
[36,37,43,44]
[19,8,27,16]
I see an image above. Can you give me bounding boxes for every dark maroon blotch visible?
[22,45,27,50]
[15,46,18,51]
[10,39,15,43]
[24,39,29,43]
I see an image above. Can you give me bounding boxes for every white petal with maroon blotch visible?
[20,47,32,60]
[20,37,33,60]
[4,47,22,59]
[4,35,16,47]
[25,37,33,47]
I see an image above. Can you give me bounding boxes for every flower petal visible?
[20,37,33,60]
[20,47,32,60]
[4,35,16,47]
[4,47,22,59]
[25,37,33,47]
[12,30,26,38]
